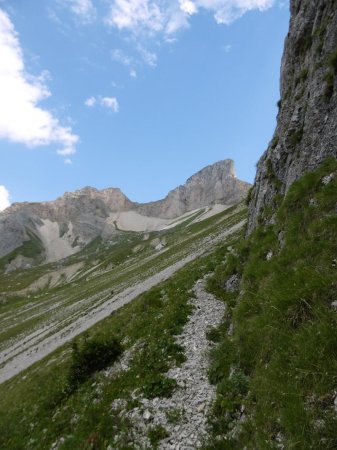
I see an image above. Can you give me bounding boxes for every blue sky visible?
[0,0,289,209]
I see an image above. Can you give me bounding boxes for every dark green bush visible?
[142,374,177,398]
[67,337,123,390]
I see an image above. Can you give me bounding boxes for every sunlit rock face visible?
[248,0,337,233]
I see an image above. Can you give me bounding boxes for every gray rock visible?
[248,0,337,233]
[225,274,241,292]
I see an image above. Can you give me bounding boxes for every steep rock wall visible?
[248,0,337,232]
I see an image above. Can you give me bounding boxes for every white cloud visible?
[64,158,73,164]
[137,44,157,66]
[105,0,275,35]
[111,48,133,66]
[223,43,232,52]
[0,9,79,159]
[106,0,164,34]
[85,95,119,112]
[0,185,10,211]
[101,96,119,112]
[63,0,96,22]
[85,96,97,107]
[57,147,76,156]
[179,0,197,15]
[130,69,137,78]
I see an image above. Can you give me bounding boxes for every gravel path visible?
[0,220,243,385]
[111,279,225,449]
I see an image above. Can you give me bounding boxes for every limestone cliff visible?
[248,0,337,232]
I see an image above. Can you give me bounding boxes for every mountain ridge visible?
[0,159,250,267]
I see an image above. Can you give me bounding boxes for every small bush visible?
[142,374,177,398]
[67,337,123,390]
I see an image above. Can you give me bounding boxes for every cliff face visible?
[248,0,337,232]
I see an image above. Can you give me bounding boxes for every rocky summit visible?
[0,159,250,267]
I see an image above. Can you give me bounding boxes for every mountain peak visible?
[0,159,250,266]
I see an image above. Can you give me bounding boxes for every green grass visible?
[0,212,244,449]
[0,205,245,359]
[205,158,337,449]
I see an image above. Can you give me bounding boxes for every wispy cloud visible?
[111,48,133,66]
[85,95,119,112]
[60,0,96,23]
[105,0,275,36]
[137,44,157,66]
[0,185,10,211]
[0,9,79,159]
[84,96,97,107]
[101,96,119,112]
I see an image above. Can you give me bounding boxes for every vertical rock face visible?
[248,0,337,232]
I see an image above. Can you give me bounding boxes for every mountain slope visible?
[206,157,337,449]
[0,203,246,384]
[0,159,250,267]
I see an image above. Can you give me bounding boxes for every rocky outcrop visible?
[0,159,250,263]
[137,160,250,219]
[0,187,133,261]
[248,0,337,232]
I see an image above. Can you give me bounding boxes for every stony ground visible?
[110,279,226,449]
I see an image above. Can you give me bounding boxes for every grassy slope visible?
[0,206,245,356]
[205,158,337,449]
[0,229,242,450]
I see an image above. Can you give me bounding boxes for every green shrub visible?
[67,336,123,390]
[142,374,177,398]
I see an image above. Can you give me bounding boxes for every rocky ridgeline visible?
[248,0,337,232]
[0,159,250,265]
